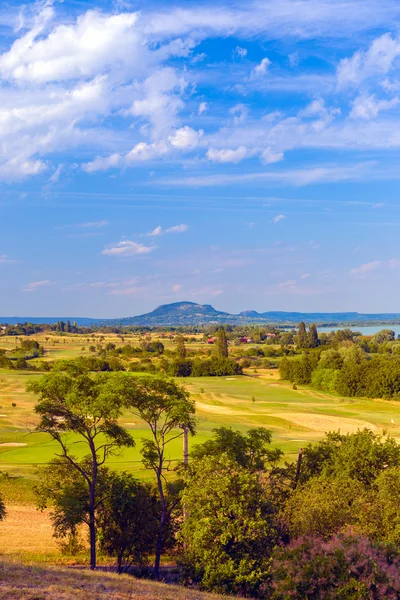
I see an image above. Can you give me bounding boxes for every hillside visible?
[2,302,400,327]
[0,559,234,600]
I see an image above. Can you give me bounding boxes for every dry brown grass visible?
[0,505,57,558]
[0,559,234,599]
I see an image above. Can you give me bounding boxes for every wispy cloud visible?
[78,220,109,229]
[22,280,54,292]
[102,240,155,256]
[147,224,189,236]
[273,214,286,223]
[0,254,18,264]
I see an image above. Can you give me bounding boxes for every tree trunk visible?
[89,482,97,570]
[154,520,164,580]
[154,466,166,580]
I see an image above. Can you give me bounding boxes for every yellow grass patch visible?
[274,412,378,434]
[0,505,57,556]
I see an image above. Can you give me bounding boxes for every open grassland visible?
[0,558,235,600]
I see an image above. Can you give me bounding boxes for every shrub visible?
[270,532,400,599]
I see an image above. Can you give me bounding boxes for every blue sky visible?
[1,0,400,317]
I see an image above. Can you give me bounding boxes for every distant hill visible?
[2,302,400,327]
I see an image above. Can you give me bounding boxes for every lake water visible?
[318,325,400,337]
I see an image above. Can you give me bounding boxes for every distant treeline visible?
[280,324,400,398]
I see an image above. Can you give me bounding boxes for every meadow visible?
[2,331,400,561]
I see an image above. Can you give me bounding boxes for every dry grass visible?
[273,412,379,434]
[0,559,234,600]
[0,505,57,558]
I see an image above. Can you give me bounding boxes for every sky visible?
[1,0,400,317]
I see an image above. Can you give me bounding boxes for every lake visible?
[318,325,400,337]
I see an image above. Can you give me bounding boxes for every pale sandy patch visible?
[196,401,252,417]
[0,442,27,447]
[274,412,378,434]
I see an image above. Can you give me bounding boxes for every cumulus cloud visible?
[207,146,248,164]
[251,57,271,77]
[102,240,155,256]
[22,280,54,292]
[169,126,203,149]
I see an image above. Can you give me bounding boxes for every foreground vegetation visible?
[2,322,400,597]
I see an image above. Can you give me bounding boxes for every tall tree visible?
[109,375,195,578]
[297,322,308,349]
[215,328,229,358]
[308,323,319,348]
[175,335,187,360]
[66,320,72,333]
[27,367,134,570]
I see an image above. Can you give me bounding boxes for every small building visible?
[207,337,217,344]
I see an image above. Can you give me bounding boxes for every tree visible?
[308,323,319,348]
[297,322,308,349]
[98,472,158,573]
[108,375,196,578]
[27,367,134,569]
[175,335,187,360]
[215,328,228,358]
[191,427,282,472]
[180,454,276,596]
[282,475,363,539]
[66,320,72,333]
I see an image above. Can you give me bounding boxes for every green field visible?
[1,367,400,480]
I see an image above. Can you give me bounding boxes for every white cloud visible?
[233,46,247,58]
[78,220,109,229]
[350,94,399,119]
[273,214,286,223]
[198,101,208,115]
[350,260,381,275]
[128,68,187,138]
[261,147,284,164]
[229,103,249,125]
[161,162,373,187]
[102,240,155,256]
[166,224,189,233]
[207,146,248,164]
[251,57,271,77]
[22,280,54,292]
[149,226,163,237]
[0,10,142,83]
[169,126,203,149]
[148,224,189,235]
[337,33,400,88]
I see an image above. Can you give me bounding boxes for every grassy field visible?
[2,332,400,561]
[0,558,235,599]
